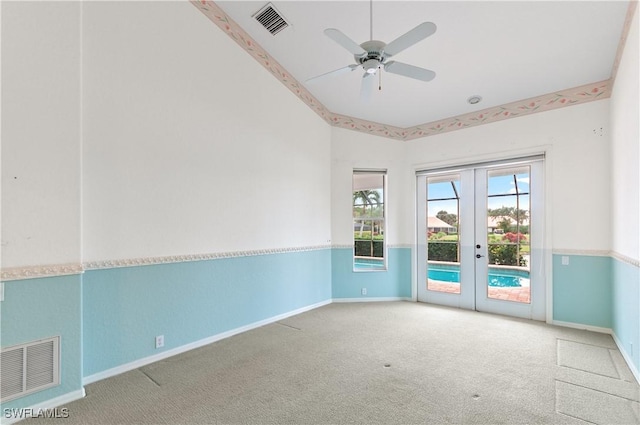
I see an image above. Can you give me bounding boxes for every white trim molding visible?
[332,297,413,303]
[0,264,83,282]
[83,299,332,386]
[612,332,640,384]
[552,320,613,335]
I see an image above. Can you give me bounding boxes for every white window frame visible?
[352,170,387,272]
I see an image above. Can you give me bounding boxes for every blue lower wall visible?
[3,248,638,411]
[553,254,612,328]
[612,257,640,373]
[83,249,332,378]
[0,274,83,410]
[331,247,411,299]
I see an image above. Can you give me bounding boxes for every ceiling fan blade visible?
[324,28,367,57]
[360,73,376,102]
[383,22,436,57]
[384,61,436,82]
[306,64,359,83]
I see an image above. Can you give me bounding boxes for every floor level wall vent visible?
[1,336,60,402]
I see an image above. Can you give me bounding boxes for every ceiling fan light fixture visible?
[363,59,380,74]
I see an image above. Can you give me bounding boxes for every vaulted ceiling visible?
[193,1,635,140]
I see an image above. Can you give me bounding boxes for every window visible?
[353,171,386,271]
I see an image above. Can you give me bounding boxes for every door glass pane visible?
[427,175,461,294]
[486,167,530,303]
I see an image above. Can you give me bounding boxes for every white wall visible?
[610,5,639,261]
[331,101,612,253]
[405,100,612,252]
[331,128,408,246]
[1,2,82,268]
[1,0,620,269]
[81,1,332,262]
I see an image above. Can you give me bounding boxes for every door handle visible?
[476,254,484,258]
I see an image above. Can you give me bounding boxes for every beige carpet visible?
[23,302,640,424]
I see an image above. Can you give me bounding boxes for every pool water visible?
[353,260,529,287]
[429,265,529,287]
[354,259,385,270]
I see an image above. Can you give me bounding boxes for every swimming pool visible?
[429,263,529,287]
[354,258,385,271]
[354,260,530,287]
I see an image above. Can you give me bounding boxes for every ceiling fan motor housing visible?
[356,40,388,70]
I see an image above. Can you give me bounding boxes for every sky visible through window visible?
[427,172,529,216]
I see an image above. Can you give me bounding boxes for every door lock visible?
[476,244,481,249]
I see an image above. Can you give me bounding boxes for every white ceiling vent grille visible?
[1,336,59,402]
[253,3,289,36]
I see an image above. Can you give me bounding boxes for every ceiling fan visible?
[306,1,437,100]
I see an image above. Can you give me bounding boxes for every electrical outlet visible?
[0,282,4,302]
[561,256,569,266]
[361,288,367,295]
[155,335,164,349]
[631,342,633,356]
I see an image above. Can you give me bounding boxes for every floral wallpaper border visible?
[0,245,412,280]
[4,247,635,281]
[553,249,639,269]
[611,251,640,269]
[82,244,332,271]
[611,1,638,88]
[0,263,84,282]
[1,245,333,281]
[192,0,634,141]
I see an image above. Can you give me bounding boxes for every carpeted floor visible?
[23,302,640,424]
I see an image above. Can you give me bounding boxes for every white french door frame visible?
[416,156,546,321]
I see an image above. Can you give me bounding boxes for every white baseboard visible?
[332,297,412,303]
[611,332,640,384]
[0,388,85,425]
[552,320,613,334]
[83,299,332,385]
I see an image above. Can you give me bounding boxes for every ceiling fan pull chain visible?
[379,67,382,91]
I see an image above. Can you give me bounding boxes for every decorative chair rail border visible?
[5,247,635,281]
[1,245,331,281]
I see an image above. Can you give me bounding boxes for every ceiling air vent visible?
[1,336,60,402]
[253,3,289,36]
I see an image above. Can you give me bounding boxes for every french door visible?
[416,158,545,320]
